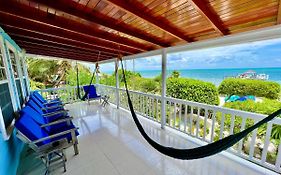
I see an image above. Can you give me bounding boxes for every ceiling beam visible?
[16,40,113,59]
[20,44,110,59]
[29,0,171,47]
[0,14,137,54]
[3,26,124,56]
[0,1,153,51]
[106,0,193,42]
[188,0,229,35]
[24,46,109,62]
[25,49,104,62]
[0,12,140,54]
[277,0,281,24]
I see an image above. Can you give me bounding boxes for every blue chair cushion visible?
[15,113,50,146]
[83,85,101,99]
[33,91,62,105]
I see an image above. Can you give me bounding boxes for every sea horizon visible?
[103,67,281,86]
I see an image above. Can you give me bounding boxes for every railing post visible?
[115,58,120,109]
[161,49,167,129]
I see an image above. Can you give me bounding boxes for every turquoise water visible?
[135,67,281,86]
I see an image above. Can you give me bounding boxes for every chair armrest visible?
[44,101,64,106]
[41,117,73,127]
[32,128,78,144]
[42,110,68,117]
[42,105,64,111]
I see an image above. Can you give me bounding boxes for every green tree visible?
[170,70,180,78]
[27,58,71,88]
[66,64,93,86]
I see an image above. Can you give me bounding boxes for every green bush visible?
[224,98,281,115]
[218,78,280,99]
[223,99,281,139]
[167,78,219,105]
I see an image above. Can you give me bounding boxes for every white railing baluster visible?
[261,122,272,164]
[238,117,246,154]
[184,104,187,133]
[203,109,208,141]
[179,104,182,130]
[196,108,200,138]
[152,98,155,121]
[169,101,173,126]
[173,102,176,128]
[230,114,235,135]
[210,110,216,142]
[275,140,281,171]
[156,99,158,122]
[189,106,193,135]
[219,113,225,139]
[249,119,258,159]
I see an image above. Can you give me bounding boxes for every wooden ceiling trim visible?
[29,0,171,47]
[24,45,109,59]
[0,1,155,51]
[20,43,111,60]
[224,6,278,26]
[0,13,139,54]
[16,40,114,58]
[25,49,106,62]
[277,0,281,24]
[219,1,278,20]
[188,0,229,36]
[7,30,121,57]
[105,0,193,41]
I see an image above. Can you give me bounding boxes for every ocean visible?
[134,67,281,86]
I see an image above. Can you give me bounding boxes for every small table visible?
[101,95,110,107]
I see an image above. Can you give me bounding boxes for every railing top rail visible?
[98,84,281,124]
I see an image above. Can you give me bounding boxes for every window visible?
[0,49,6,81]
[9,50,18,78]
[20,57,25,77]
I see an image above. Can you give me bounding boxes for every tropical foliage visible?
[167,77,219,105]
[219,78,281,99]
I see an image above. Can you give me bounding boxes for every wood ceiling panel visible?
[0,0,279,62]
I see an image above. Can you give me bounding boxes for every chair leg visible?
[74,143,79,155]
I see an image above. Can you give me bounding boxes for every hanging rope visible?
[76,52,100,101]
[119,57,281,160]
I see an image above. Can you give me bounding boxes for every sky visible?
[86,38,281,73]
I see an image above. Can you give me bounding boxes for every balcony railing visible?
[37,84,281,173]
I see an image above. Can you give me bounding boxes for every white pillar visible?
[115,58,120,109]
[161,49,167,129]
[133,58,135,72]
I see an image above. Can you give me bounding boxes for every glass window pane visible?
[9,50,18,78]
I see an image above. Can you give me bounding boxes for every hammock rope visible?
[76,52,100,101]
[119,57,281,160]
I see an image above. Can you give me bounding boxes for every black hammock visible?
[119,59,281,160]
[76,63,97,101]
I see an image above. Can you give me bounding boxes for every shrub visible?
[218,78,280,99]
[222,99,281,139]
[167,78,219,105]
[224,98,281,115]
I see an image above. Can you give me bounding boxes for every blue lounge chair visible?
[15,111,79,173]
[33,91,62,105]
[83,85,101,104]
[26,99,68,123]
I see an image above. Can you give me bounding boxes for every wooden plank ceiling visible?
[0,0,280,62]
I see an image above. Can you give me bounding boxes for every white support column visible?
[133,58,135,72]
[115,58,120,108]
[161,49,167,129]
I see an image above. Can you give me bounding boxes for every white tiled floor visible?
[47,102,278,175]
